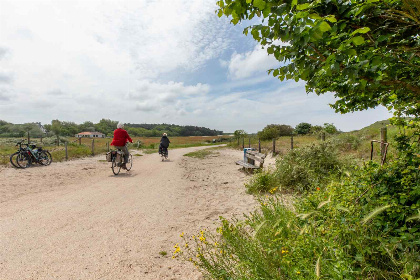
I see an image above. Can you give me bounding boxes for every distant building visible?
[35,122,47,133]
[75,132,105,138]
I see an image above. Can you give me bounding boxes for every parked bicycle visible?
[10,140,52,168]
[9,140,27,168]
[106,147,132,175]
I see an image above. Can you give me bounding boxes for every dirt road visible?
[0,146,258,279]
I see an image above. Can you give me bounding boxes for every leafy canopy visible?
[216,0,420,117]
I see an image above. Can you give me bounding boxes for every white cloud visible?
[227,44,279,80]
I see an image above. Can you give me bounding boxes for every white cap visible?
[117,122,124,129]
[163,133,167,136]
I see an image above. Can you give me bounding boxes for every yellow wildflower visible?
[180,232,184,237]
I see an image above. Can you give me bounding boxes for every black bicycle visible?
[9,140,27,168]
[11,141,52,168]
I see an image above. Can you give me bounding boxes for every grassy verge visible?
[175,133,419,279]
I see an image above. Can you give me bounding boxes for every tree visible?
[295,122,312,135]
[323,123,339,134]
[258,124,294,140]
[234,129,247,139]
[50,120,63,136]
[95,119,118,136]
[216,0,420,117]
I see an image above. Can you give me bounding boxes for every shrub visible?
[176,135,419,280]
[258,124,294,140]
[274,143,344,192]
[245,169,277,194]
[294,122,312,135]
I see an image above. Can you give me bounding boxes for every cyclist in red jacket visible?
[111,122,133,169]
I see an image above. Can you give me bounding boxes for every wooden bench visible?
[236,150,266,173]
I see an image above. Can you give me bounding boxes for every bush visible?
[177,137,419,279]
[294,122,312,135]
[274,143,344,192]
[245,169,277,194]
[258,124,294,140]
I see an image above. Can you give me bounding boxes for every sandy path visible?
[0,146,258,279]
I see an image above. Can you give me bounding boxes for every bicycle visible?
[9,140,27,168]
[13,141,52,168]
[107,145,132,175]
[159,147,168,161]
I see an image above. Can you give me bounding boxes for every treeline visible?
[234,122,340,141]
[0,119,223,138]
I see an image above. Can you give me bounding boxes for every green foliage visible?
[184,149,219,159]
[245,168,277,194]
[258,124,294,140]
[216,0,420,117]
[275,142,345,192]
[180,136,419,279]
[0,121,44,138]
[323,122,339,134]
[233,129,247,139]
[0,119,224,137]
[294,122,312,135]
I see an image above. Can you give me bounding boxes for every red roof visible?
[77,132,104,135]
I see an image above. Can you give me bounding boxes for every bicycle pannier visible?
[106,152,112,162]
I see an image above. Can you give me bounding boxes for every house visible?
[75,132,105,138]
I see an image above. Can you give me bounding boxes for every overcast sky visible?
[0,0,391,133]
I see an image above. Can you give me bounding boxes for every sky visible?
[0,0,392,133]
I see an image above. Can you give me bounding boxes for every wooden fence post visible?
[258,139,261,153]
[79,137,81,145]
[291,135,294,150]
[321,132,326,141]
[28,131,30,144]
[272,138,276,154]
[91,139,95,156]
[242,138,244,149]
[40,135,43,143]
[381,127,387,157]
[57,136,59,146]
[248,138,251,148]
[65,142,68,161]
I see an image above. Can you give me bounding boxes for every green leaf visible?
[253,0,266,10]
[318,21,331,32]
[361,205,391,225]
[352,36,365,46]
[246,0,252,3]
[296,3,310,10]
[217,9,223,18]
[351,27,371,36]
[291,0,298,8]
[309,13,322,20]
[324,15,337,22]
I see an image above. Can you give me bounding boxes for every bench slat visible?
[247,150,266,158]
[235,160,259,169]
[245,153,264,163]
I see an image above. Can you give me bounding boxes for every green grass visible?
[159,251,168,256]
[184,148,220,159]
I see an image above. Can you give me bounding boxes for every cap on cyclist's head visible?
[117,122,124,129]
[163,133,167,136]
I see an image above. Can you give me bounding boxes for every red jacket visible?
[111,128,133,146]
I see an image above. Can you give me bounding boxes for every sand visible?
[0,145,260,279]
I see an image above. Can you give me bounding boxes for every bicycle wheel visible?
[125,154,133,171]
[38,151,52,165]
[16,152,31,168]
[9,152,21,168]
[111,157,121,175]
